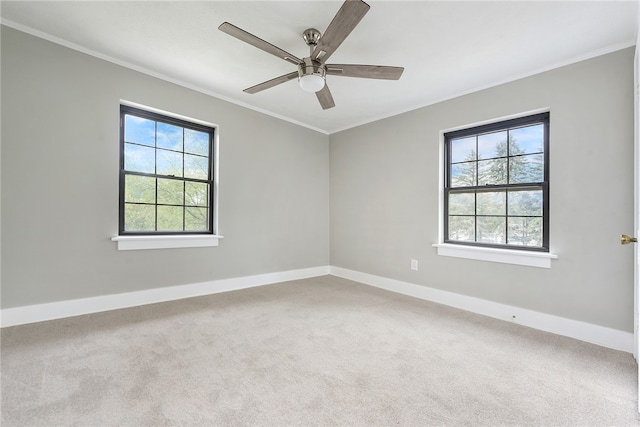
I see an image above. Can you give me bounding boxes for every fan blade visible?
[311,0,370,64]
[316,84,335,110]
[243,72,299,94]
[219,22,303,66]
[326,64,404,80]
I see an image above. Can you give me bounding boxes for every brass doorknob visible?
[621,234,638,245]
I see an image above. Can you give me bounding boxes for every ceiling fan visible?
[218,0,404,110]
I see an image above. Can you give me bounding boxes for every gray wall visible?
[1,27,330,308]
[330,48,635,332]
[2,25,635,334]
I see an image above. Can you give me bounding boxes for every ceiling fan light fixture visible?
[299,74,325,92]
[298,58,326,92]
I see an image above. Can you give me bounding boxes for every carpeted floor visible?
[1,275,638,426]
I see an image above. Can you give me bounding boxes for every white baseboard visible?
[330,266,634,353]
[0,266,330,328]
[2,265,633,353]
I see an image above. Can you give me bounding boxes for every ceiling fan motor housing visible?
[298,57,326,92]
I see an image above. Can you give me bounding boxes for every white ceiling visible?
[1,1,638,134]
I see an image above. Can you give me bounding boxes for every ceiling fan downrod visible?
[298,28,326,92]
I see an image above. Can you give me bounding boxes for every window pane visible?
[508,217,542,247]
[157,205,183,231]
[157,178,184,206]
[124,143,155,173]
[478,158,507,185]
[450,136,476,163]
[477,191,505,215]
[509,154,544,183]
[477,216,506,244]
[184,154,209,180]
[449,193,474,215]
[125,203,155,231]
[477,131,507,160]
[157,122,183,151]
[157,149,183,177]
[124,115,155,146]
[450,162,476,187]
[448,216,475,242]
[510,124,544,155]
[508,190,542,216]
[185,182,209,207]
[125,175,155,204]
[185,207,209,231]
[185,129,209,156]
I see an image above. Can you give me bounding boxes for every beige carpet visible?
[1,275,638,426]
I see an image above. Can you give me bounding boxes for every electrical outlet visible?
[410,259,418,271]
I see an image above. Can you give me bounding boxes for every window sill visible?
[112,234,223,251]
[432,243,557,268]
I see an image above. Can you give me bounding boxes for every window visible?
[119,105,215,236]
[444,112,549,252]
